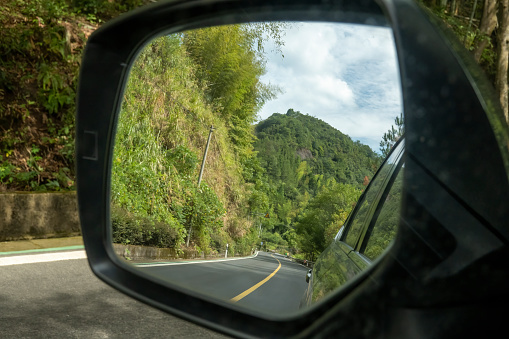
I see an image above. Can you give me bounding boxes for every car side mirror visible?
[76,0,509,338]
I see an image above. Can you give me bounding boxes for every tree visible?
[183,24,284,162]
[379,112,404,158]
[295,180,361,258]
[418,0,509,125]
[496,0,509,121]
[472,0,498,63]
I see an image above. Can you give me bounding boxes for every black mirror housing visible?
[76,0,509,337]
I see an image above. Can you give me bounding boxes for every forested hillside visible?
[1,0,507,258]
[251,110,380,256]
[110,25,290,256]
[0,0,148,191]
[3,0,505,195]
[255,109,379,190]
[109,27,377,257]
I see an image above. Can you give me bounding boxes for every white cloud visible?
[259,22,403,153]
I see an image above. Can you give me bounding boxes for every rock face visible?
[0,192,80,241]
[296,148,313,160]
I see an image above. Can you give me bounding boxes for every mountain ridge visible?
[254,108,381,192]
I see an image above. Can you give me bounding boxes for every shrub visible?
[111,204,180,248]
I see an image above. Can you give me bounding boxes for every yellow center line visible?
[230,254,282,303]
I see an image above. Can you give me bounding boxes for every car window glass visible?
[362,165,404,260]
[309,242,360,304]
[343,141,404,248]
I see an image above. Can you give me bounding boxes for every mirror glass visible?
[110,21,402,315]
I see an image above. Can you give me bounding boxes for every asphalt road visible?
[0,253,228,338]
[138,251,309,315]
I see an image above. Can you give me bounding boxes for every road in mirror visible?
[110,21,402,316]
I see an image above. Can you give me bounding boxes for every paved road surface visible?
[1,250,309,338]
[0,252,227,338]
[139,251,309,315]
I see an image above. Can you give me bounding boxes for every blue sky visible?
[258,22,402,153]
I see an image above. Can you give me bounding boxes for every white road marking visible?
[136,251,259,267]
[0,250,87,266]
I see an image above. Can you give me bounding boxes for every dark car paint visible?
[302,139,405,306]
[301,240,363,307]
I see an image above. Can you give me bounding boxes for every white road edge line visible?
[0,250,87,266]
[136,251,260,267]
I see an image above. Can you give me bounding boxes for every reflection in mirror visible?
[111,21,402,315]
[306,140,404,305]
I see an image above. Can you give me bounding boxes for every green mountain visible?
[251,109,381,253]
[254,109,381,194]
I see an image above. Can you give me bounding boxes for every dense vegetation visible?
[418,0,509,123]
[110,29,379,257]
[110,27,270,255]
[0,0,148,191]
[252,110,380,256]
[2,0,507,258]
[255,110,380,189]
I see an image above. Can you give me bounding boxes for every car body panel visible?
[303,139,405,306]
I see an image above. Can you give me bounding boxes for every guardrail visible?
[256,250,315,268]
[290,256,314,268]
